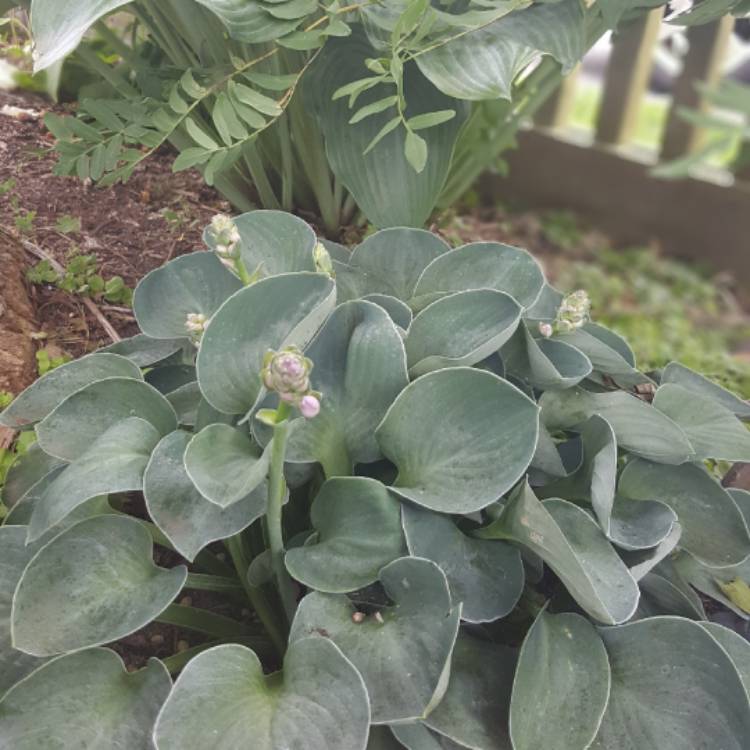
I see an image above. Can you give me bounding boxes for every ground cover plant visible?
[1,209,749,748]
[4,0,748,232]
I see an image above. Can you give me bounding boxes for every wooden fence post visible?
[535,65,581,129]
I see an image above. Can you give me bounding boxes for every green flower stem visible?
[156,603,257,639]
[184,572,245,595]
[267,401,298,623]
[225,534,287,657]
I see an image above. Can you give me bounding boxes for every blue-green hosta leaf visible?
[285,477,405,593]
[35,377,177,461]
[478,484,640,624]
[154,639,370,750]
[0,528,47,698]
[0,352,142,429]
[390,723,466,750]
[598,0,666,28]
[290,557,461,723]
[636,571,706,620]
[133,252,242,340]
[101,334,185,367]
[619,458,750,567]
[402,504,523,623]
[502,322,593,390]
[12,515,187,657]
[193,0,301,43]
[510,610,611,750]
[661,361,750,419]
[0,443,64,509]
[405,290,521,377]
[144,431,267,561]
[196,273,336,415]
[652,383,750,461]
[700,622,750,700]
[416,0,586,100]
[412,242,544,311]
[164,381,202,426]
[423,633,517,749]
[29,0,129,70]
[185,424,270,508]
[620,522,683,581]
[27,417,161,543]
[145,365,196,395]
[591,617,750,750]
[362,294,413,331]
[203,210,317,277]
[284,300,408,474]
[347,228,451,302]
[0,648,171,749]
[540,388,695,465]
[305,33,468,228]
[607,495,678,551]
[376,368,539,513]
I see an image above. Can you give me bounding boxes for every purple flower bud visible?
[300,394,320,419]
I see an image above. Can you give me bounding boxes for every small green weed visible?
[36,348,72,376]
[55,214,82,234]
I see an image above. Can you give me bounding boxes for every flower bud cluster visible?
[209,214,242,272]
[261,346,321,418]
[538,289,591,338]
[313,242,335,278]
[185,312,208,341]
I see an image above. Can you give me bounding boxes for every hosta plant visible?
[8,0,749,230]
[2,209,750,748]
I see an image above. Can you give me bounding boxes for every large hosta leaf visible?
[412,242,544,311]
[540,388,694,465]
[12,515,187,656]
[203,210,316,277]
[661,361,750,419]
[30,0,129,70]
[376,368,538,513]
[416,0,585,100]
[0,352,142,430]
[478,483,640,624]
[0,443,64,509]
[285,477,405,593]
[652,383,750,461]
[196,272,335,415]
[405,290,521,377]
[618,458,750,567]
[402,504,523,623]
[700,622,750,699]
[510,610,610,750]
[290,557,461,723]
[36,377,177,461]
[591,617,750,749]
[0,528,46,698]
[133,252,242,340]
[102,334,185,367]
[423,633,517,750]
[144,430,266,561]
[305,33,467,228]
[185,424,270,508]
[284,300,408,474]
[0,648,171,749]
[154,638,370,750]
[27,417,160,542]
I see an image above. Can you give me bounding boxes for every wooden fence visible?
[483,11,750,282]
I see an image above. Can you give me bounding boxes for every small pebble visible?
[351,611,365,624]
[180,596,192,607]
[177,640,189,653]
[150,634,165,646]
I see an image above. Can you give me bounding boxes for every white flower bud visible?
[185,312,207,334]
[538,322,553,338]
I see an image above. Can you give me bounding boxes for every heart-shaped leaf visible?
[423,633,517,750]
[196,272,335,415]
[619,458,750,567]
[402,504,523,623]
[661,361,750,419]
[478,483,640,624]
[0,352,142,430]
[203,209,317,277]
[290,557,461,723]
[405,290,521,377]
[510,609,610,750]
[185,424,271,508]
[540,388,694,465]
[285,477,405,593]
[27,417,160,542]
[133,252,243,340]
[12,515,187,656]
[0,443,64,510]
[144,430,267,561]
[36,377,177,461]
[412,242,544,311]
[376,368,539,513]
[0,648,171,748]
[591,617,750,749]
[653,383,750,461]
[700,622,750,699]
[154,638,370,750]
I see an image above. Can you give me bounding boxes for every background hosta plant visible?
[5,0,748,230]
[1,209,750,748]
